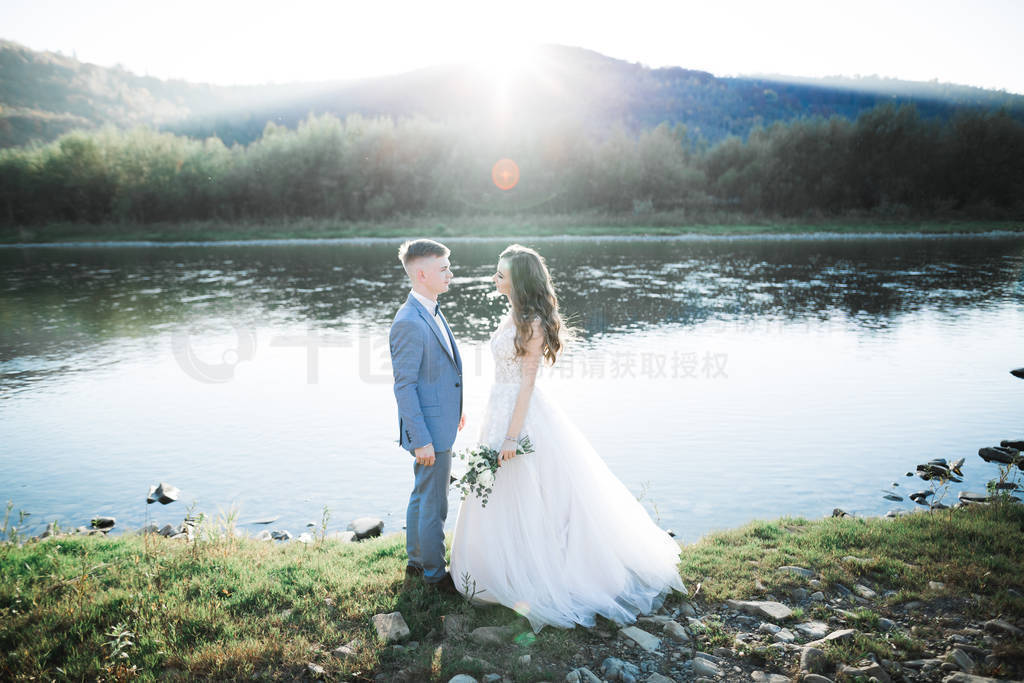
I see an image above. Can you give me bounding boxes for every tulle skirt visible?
[449,382,686,633]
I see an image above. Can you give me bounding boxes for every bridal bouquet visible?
[454,435,535,507]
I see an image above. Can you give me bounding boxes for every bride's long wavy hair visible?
[499,244,567,365]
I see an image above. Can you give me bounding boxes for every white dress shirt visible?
[410,290,453,358]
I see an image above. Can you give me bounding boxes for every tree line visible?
[1,103,1022,229]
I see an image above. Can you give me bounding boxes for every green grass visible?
[3,213,1023,244]
[1,502,1022,680]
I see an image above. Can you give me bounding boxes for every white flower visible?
[478,470,494,489]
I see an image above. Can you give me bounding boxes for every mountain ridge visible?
[2,38,1022,149]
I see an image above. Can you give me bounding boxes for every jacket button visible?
[455,382,460,388]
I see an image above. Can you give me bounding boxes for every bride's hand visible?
[499,437,517,466]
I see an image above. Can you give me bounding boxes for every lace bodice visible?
[490,315,524,385]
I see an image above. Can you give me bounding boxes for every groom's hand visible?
[458,413,466,431]
[414,443,436,467]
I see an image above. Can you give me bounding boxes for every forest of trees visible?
[1,102,1022,230]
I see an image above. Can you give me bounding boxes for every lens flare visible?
[492,158,520,191]
[513,600,531,616]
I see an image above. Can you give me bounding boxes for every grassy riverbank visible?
[3,214,1023,244]
[2,503,1022,681]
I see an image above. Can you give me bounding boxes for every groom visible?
[390,239,464,595]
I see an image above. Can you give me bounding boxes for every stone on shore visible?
[447,676,478,683]
[566,667,602,683]
[692,657,723,678]
[777,565,814,578]
[331,638,360,658]
[328,530,356,543]
[800,646,827,673]
[795,621,829,639]
[751,672,791,682]
[982,618,1022,637]
[619,625,660,652]
[469,626,511,646]
[147,482,180,505]
[725,599,792,621]
[942,674,1004,683]
[90,516,115,530]
[663,620,690,642]
[600,657,640,682]
[841,662,890,683]
[348,517,384,540]
[371,612,410,643]
[270,530,292,541]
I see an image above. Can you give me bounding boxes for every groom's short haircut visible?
[398,239,450,268]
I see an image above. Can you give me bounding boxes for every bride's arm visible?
[500,319,544,464]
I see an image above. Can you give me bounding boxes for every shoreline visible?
[2,217,1023,247]
[2,502,1022,681]
[3,228,1024,249]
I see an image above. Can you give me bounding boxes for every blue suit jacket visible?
[389,293,463,452]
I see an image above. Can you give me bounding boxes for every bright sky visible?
[2,0,1022,94]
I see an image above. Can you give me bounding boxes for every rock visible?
[600,657,640,682]
[296,532,314,543]
[692,658,723,678]
[941,674,1002,683]
[928,581,946,591]
[725,599,792,621]
[758,622,782,634]
[802,676,833,683]
[481,676,501,683]
[795,621,830,639]
[147,482,180,505]
[791,588,809,601]
[566,668,602,683]
[982,618,1022,637]
[620,625,661,652]
[777,565,815,579]
[883,493,903,501]
[877,617,896,631]
[805,628,856,648]
[773,628,795,643]
[978,446,1020,465]
[138,523,160,535]
[91,516,115,530]
[677,602,697,618]
[800,646,827,673]
[254,529,273,541]
[306,662,325,677]
[832,583,852,597]
[332,639,360,658]
[663,620,690,642]
[949,648,975,673]
[270,530,292,541]
[840,662,890,683]
[957,492,992,504]
[371,612,410,643]
[158,523,177,537]
[348,516,384,540]
[469,626,510,646]
[809,591,825,602]
[1001,438,1024,449]
[853,583,877,599]
[751,673,791,683]
[448,676,478,683]
[518,654,531,666]
[645,675,675,683]
[328,530,356,542]
[832,508,848,517]
[443,614,470,637]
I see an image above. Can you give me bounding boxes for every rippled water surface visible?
[2,234,1022,543]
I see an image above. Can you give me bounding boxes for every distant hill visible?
[2,39,1023,149]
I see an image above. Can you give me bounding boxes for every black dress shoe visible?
[426,572,459,596]
[405,565,423,578]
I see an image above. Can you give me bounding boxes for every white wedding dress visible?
[449,313,686,633]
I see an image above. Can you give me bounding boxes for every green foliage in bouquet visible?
[453,436,535,507]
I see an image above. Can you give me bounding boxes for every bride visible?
[449,244,686,633]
